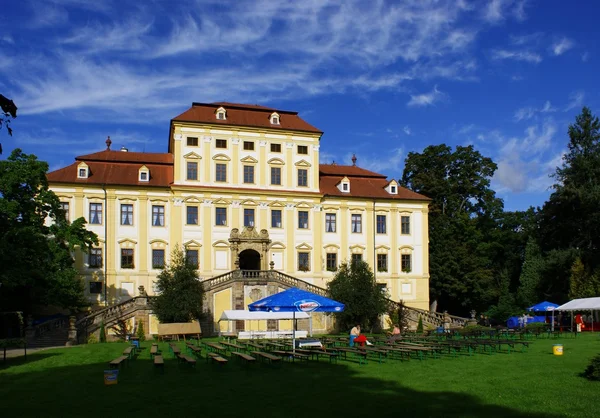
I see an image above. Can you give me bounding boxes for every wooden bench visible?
[122,346,134,359]
[333,348,368,365]
[186,343,202,357]
[169,344,181,357]
[150,344,159,358]
[206,351,228,365]
[271,350,309,362]
[231,351,256,363]
[251,351,282,364]
[108,355,128,369]
[153,355,164,373]
[178,354,197,368]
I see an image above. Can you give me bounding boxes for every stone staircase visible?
[26,316,70,348]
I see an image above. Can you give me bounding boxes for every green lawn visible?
[1,334,599,418]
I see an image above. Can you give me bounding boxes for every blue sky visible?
[1,0,598,211]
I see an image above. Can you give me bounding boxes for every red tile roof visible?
[172,102,323,134]
[47,150,173,188]
[319,164,430,201]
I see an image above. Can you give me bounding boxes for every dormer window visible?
[270,112,280,125]
[337,176,350,193]
[216,106,227,120]
[139,165,150,182]
[386,180,398,195]
[77,162,89,179]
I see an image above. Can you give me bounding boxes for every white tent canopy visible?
[555,297,600,311]
[218,310,310,321]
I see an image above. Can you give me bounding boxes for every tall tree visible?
[327,260,389,331]
[401,144,503,315]
[569,257,600,300]
[150,247,204,323]
[0,149,98,312]
[539,107,600,300]
[517,237,544,308]
[0,94,17,154]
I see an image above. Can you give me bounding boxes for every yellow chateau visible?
[47,102,431,335]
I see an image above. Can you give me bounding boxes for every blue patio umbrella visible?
[527,301,559,312]
[248,287,345,352]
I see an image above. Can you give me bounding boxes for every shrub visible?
[86,333,98,344]
[99,321,106,343]
[110,319,132,342]
[416,316,424,333]
[583,354,600,381]
[136,321,146,342]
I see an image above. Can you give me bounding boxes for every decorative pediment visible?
[212,240,230,248]
[270,241,286,249]
[268,200,286,208]
[399,211,412,216]
[296,201,314,209]
[267,158,285,166]
[294,159,311,167]
[149,198,169,203]
[212,198,231,205]
[183,152,202,159]
[241,199,258,206]
[150,239,168,249]
[323,244,340,250]
[184,240,202,248]
[386,179,399,195]
[240,156,258,164]
[118,238,137,246]
[322,206,339,211]
[349,244,366,252]
[337,176,350,193]
[118,197,136,203]
[349,207,365,212]
[399,245,414,253]
[184,196,201,203]
[295,242,313,250]
[212,153,231,161]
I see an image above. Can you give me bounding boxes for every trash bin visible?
[103,369,119,385]
[131,340,140,349]
[436,326,444,334]
[553,344,563,356]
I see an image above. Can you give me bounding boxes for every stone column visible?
[66,316,77,346]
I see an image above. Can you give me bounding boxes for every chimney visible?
[120,146,128,152]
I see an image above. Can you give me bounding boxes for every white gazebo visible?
[555,297,600,332]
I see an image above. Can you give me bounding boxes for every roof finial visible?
[351,154,357,166]
[106,136,112,150]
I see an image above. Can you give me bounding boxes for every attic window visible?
[139,166,150,182]
[270,112,280,125]
[342,183,349,192]
[77,163,89,179]
[391,186,396,194]
[337,176,350,193]
[216,106,227,120]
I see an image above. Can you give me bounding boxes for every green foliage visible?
[517,238,544,307]
[0,149,98,313]
[416,316,423,333]
[569,257,600,300]
[136,321,146,342]
[327,260,389,331]
[150,246,204,323]
[525,322,548,332]
[583,353,600,381]
[99,321,106,343]
[86,333,98,344]
[386,301,409,331]
[486,270,520,322]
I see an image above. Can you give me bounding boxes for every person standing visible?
[575,314,584,333]
[349,324,360,347]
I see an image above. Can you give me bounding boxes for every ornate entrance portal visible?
[239,249,261,270]
[229,227,271,270]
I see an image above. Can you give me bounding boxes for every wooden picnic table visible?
[220,341,246,351]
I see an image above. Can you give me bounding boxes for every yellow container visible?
[103,369,119,385]
[553,344,563,356]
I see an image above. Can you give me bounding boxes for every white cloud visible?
[483,0,528,23]
[565,91,585,111]
[514,100,556,121]
[403,126,412,135]
[28,3,69,28]
[1,35,14,44]
[491,49,542,63]
[552,37,574,56]
[407,86,446,107]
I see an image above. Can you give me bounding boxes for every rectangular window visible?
[121,249,134,269]
[243,165,255,184]
[89,248,102,268]
[401,216,411,234]
[326,253,337,272]
[325,213,336,233]
[186,206,198,225]
[89,203,102,225]
[79,168,87,177]
[271,210,282,228]
[140,172,148,181]
[216,163,227,182]
[152,249,165,269]
[244,208,255,227]
[298,169,308,187]
[89,282,102,294]
[216,139,227,148]
[297,145,308,155]
[186,249,199,269]
[298,252,310,271]
[152,205,165,227]
[298,211,309,229]
[271,167,281,185]
[270,143,281,153]
[376,215,387,234]
[60,202,70,222]
[351,214,362,233]
[243,141,254,151]
[187,161,198,180]
[377,254,388,272]
[187,137,198,146]
[120,204,133,226]
[351,253,363,264]
[216,207,227,226]
[401,254,412,272]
